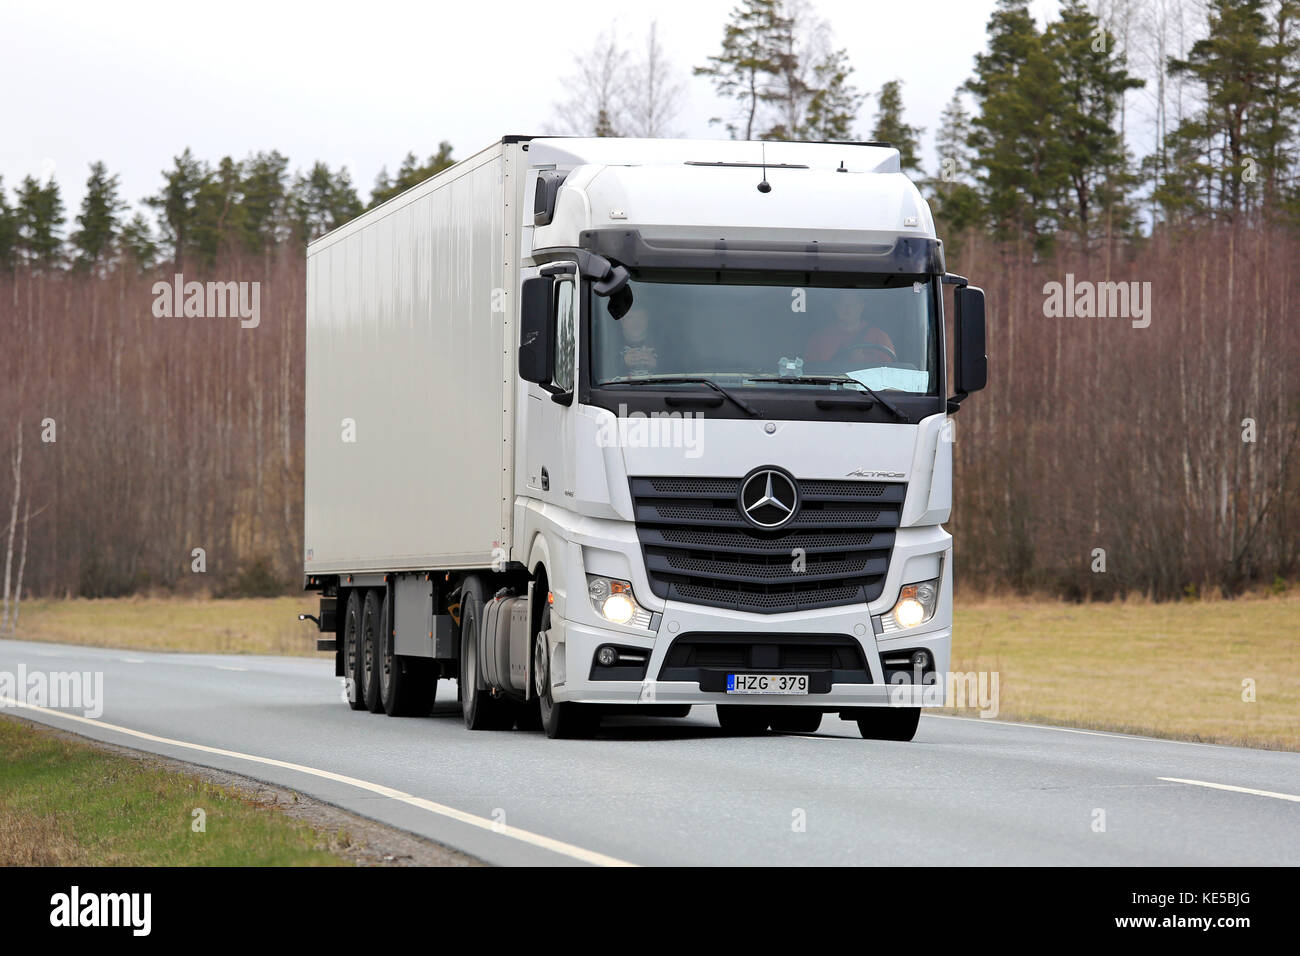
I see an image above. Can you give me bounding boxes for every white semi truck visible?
[300,136,986,740]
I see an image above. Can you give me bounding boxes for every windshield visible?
[590,273,939,395]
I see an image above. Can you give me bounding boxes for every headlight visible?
[586,575,652,628]
[881,578,940,632]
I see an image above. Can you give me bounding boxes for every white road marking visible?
[119,657,146,664]
[214,666,248,672]
[1158,777,1300,803]
[0,695,636,867]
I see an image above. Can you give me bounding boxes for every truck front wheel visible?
[856,707,921,742]
[534,617,595,739]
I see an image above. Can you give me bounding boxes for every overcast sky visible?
[3,0,1066,221]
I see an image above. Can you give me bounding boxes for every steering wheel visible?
[830,340,897,366]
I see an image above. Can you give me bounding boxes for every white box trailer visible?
[302,135,987,740]
[305,140,520,573]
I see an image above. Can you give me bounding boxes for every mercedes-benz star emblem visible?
[739,468,799,529]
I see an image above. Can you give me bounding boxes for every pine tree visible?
[870,80,924,172]
[803,48,863,141]
[1046,0,1144,247]
[145,149,211,271]
[369,144,455,208]
[965,0,1067,249]
[118,212,158,270]
[239,151,290,253]
[695,0,786,139]
[15,174,65,268]
[70,161,125,270]
[293,163,364,241]
[758,2,806,140]
[190,156,244,266]
[1255,0,1300,212]
[1168,0,1277,220]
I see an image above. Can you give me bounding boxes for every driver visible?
[804,298,896,366]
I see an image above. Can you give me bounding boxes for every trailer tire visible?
[770,709,823,734]
[458,576,515,730]
[715,705,771,735]
[342,590,366,711]
[380,595,437,717]
[856,707,921,742]
[360,589,384,713]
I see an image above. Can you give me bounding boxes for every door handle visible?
[540,467,549,491]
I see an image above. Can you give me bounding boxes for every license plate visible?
[726,674,808,695]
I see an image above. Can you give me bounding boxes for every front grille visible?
[631,475,904,613]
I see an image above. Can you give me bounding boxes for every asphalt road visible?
[1,637,1297,866]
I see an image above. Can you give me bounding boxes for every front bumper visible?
[549,608,952,708]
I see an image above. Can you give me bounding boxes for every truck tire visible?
[360,589,384,713]
[715,705,770,735]
[380,592,437,717]
[458,577,515,730]
[534,616,595,738]
[856,707,921,741]
[770,709,823,734]
[342,590,366,711]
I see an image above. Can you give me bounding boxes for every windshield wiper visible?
[610,376,763,417]
[745,375,907,421]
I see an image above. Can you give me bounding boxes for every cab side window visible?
[554,277,576,392]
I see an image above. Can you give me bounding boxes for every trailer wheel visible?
[534,615,595,739]
[769,709,823,734]
[715,705,771,735]
[342,590,366,711]
[360,589,384,713]
[458,576,515,730]
[856,707,921,742]
[380,593,437,717]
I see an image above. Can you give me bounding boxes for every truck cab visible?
[512,138,986,738]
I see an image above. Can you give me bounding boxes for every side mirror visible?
[952,285,987,405]
[519,276,555,386]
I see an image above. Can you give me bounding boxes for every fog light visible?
[596,645,619,667]
[910,649,931,669]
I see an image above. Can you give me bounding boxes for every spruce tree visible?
[870,80,924,173]
[15,174,65,268]
[71,161,125,269]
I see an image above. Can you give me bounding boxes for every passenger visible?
[619,307,659,375]
[804,298,896,367]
